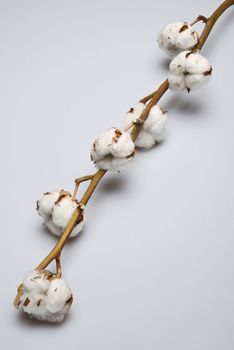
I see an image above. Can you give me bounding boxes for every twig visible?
[190,15,208,26]
[72,175,94,199]
[140,90,157,104]
[56,255,62,278]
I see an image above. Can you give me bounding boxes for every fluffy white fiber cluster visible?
[91,127,135,171]
[37,191,86,238]
[168,50,212,92]
[20,270,73,323]
[157,21,199,57]
[124,102,167,149]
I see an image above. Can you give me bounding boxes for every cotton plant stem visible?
[34,170,106,270]
[195,0,234,50]
[131,79,169,141]
[80,170,106,205]
[14,0,234,307]
[36,209,84,271]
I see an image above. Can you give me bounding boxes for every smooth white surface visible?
[0,0,233,349]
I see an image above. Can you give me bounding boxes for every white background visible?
[0,0,234,349]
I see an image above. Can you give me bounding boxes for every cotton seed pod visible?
[49,196,86,238]
[157,21,199,57]
[93,154,132,172]
[20,270,73,323]
[46,279,73,314]
[37,191,86,238]
[22,292,50,321]
[91,127,135,171]
[23,270,51,295]
[43,219,62,237]
[124,102,146,127]
[124,103,167,149]
[36,190,62,221]
[168,50,212,92]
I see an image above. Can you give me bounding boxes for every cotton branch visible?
[14,0,234,310]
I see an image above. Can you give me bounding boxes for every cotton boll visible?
[141,106,167,144]
[21,270,51,321]
[46,278,73,314]
[129,102,146,117]
[45,311,67,323]
[91,128,135,171]
[91,128,116,160]
[23,270,50,294]
[36,191,61,221]
[22,293,49,321]
[69,210,86,237]
[168,50,187,74]
[144,106,167,138]
[111,131,135,158]
[124,103,146,130]
[158,21,183,57]
[168,72,186,91]
[37,190,86,238]
[21,292,40,313]
[95,154,133,171]
[168,50,212,91]
[44,219,63,237]
[157,21,199,57]
[175,28,199,51]
[124,104,167,149]
[92,128,135,159]
[186,52,211,74]
[150,118,166,137]
[52,197,78,229]
[135,131,155,149]
[185,73,211,90]
[51,197,86,238]
[49,210,85,238]
[94,156,113,171]
[22,291,70,323]
[111,154,134,170]
[45,278,73,322]
[21,271,73,323]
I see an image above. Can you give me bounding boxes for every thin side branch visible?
[72,175,94,199]
[190,15,208,26]
[140,90,157,104]
[56,255,62,278]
